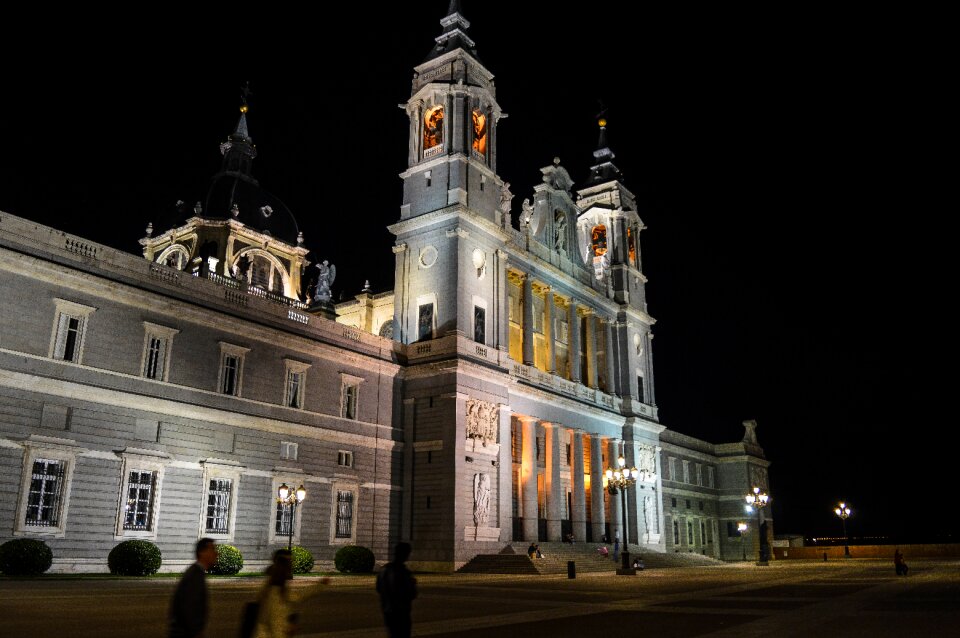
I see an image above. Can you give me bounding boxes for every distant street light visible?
[605,455,639,575]
[745,487,770,565]
[834,502,851,558]
[277,482,307,551]
[737,522,748,561]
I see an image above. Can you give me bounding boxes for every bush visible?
[334,545,375,574]
[290,545,314,574]
[0,539,53,576]
[108,540,162,576]
[210,544,244,575]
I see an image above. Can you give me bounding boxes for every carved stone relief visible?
[465,398,499,446]
[473,472,491,527]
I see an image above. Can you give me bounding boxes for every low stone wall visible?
[774,543,960,560]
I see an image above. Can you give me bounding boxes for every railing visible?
[288,310,309,325]
[207,271,240,289]
[508,360,624,414]
[64,237,98,258]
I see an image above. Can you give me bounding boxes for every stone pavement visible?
[1,559,956,637]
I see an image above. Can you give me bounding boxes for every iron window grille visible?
[205,478,232,534]
[335,490,354,539]
[25,459,65,527]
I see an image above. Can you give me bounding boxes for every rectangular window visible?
[474,305,486,343]
[123,470,157,531]
[566,443,571,466]
[707,466,715,488]
[682,460,690,484]
[671,497,677,508]
[285,369,304,408]
[25,459,65,527]
[335,490,354,539]
[673,520,680,545]
[221,355,240,395]
[687,521,694,545]
[668,457,677,481]
[696,463,703,486]
[637,374,644,402]
[144,336,165,379]
[418,303,434,340]
[275,501,293,535]
[343,383,358,420]
[54,316,83,362]
[699,500,704,511]
[280,441,298,460]
[337,450,353,468]
[205,478,232,534]
[701,521,706,544]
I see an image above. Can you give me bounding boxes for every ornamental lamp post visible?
[737,522,748,561]
[277,482,307,552]
[834,502,851,557]
[745,487,770,565]
[605,454,640,575]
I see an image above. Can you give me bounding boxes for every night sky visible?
[0,5,948,540]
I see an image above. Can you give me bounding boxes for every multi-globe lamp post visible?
[605,455,639,574]
[834,502,851,557]
[277,482,306,552]
[745,486,770,565]
[737,522,748,561]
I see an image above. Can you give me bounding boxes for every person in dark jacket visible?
[169,538,218,638]
[376,542,418,638]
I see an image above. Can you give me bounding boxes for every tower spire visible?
[425,0,477,61]
[585,116,623,186]
[218,83,258,182]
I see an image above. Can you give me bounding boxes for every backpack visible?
[239,601,260,638]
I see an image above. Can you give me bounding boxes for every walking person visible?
[251,549,331,638]
[613,534,620,562]
[376,542,418,638]
[169,538,218,638]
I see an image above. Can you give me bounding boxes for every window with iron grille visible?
[342,383,358,420]
[144,336,166,379]
[335,491,354,539]
[123,470,156,531]
[275,501,293,535]
[673,519,679,544]
[687,521,694,545]
[25,459,65,527]
[205,478,232,534]
[280,441,298,461]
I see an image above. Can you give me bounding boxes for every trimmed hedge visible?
[108,540,162,576]
[0,539,53,576]
[334,545,375,573]
[210,544,244,575]
[290,545,314,574]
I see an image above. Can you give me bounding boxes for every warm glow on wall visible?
[424,105,444,151]
[627,227,636,265]
[591,225,607,256]
[472,110,487,155]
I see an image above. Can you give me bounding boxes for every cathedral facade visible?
[0,4,771,572]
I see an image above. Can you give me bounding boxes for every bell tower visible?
[399,0,506,224]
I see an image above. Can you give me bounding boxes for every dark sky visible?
[0,5,948,540]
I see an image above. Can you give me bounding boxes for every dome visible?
[203,172,300,245]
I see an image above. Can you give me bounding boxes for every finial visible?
[362,280,372,293]
[260,205,273,218]
[194,201,202,215]
[240,81,252,113]
[598,118,607,128]
[231,203,239,218]
[297,231,304,246]
[145,222,153,238]
[553,156,561,165]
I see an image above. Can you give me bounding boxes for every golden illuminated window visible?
[472,109,487,156]
[627,227,636,265]
[591,225,608,256]
[423,106,444,151]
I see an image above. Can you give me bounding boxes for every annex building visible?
[0,3,772,572]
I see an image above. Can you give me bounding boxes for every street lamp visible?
[737,522,748,561]
[277,482,306,552]
[605,454,639,574]
[834,502,851,557]
[745,486,770,565]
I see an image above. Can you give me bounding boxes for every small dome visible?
[204,173,300,245]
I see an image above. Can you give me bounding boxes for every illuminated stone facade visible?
[0,4,771,572]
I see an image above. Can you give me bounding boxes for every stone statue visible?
[498,182,514,227]
[465,399,498,446]
[742,419,759,444]
[643,496,652,534]
[473,473,491,527]
[520,198,534,227]
[314,260,336,304]
[554,212,567,251]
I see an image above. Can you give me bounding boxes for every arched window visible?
[627,226,636,266]
[157,244,190,270]
[423,105,444,155]
[591,225,607,256]
[472,109,487,157]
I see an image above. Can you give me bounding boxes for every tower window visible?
[472,109,487,157]
[423,105,444,157]
[425,170,432,188]
[627,226,636,265]
[591,225,607,256]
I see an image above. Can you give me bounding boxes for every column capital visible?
[392,243,408,254]
[496,249,509,260]
[516,415,538,424]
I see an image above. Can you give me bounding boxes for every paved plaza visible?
[2,559,957,637]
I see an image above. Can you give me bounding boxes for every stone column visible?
[605,319,617,395]
[589,434,606,542]
[646,333,656,405]
[608,438,623,547]
[520,417,538,541]
[571,429,587,542]
[585,311,598,389]
[497,405,513,541]
[568,300,581,383]
[544,423,562,541]
[544,287,555,373]
[496,252,509,351]
[522,274,534,366]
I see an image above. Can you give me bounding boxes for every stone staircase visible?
[457,542,725,575]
